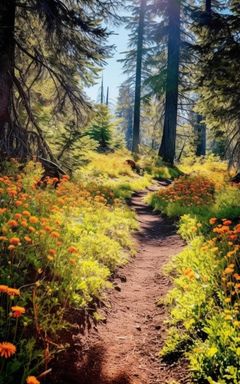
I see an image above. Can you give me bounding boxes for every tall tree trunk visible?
[195,0,211,156]
[106,86,109,106]
[158,0,181,165]
[132,0,146,153]
[126,107,133,150]
[195,114,206,156]
[0,0,16,150]
[205,0,211,13]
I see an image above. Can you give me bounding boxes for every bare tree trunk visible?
[126,107,133,150]
[195,114,206,156]
[158,0,181,165]
[0,0,16,147]
[206,0,211,13]
[132,0,146,153]
[195,0,211,157]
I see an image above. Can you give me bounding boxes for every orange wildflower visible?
[0,236,7,241]
[8,220,18,228]
[51,231,60,239]
[209,217,217,225]
[26,376,40,384]
[28,226,36,233]
[22,210,31,217]
[223,220,232,226]
[7,287,20,297]
[0,285,8,293]
[29,216,39,224]
[68,246,78,254]
[9,237,20,246]
[15,200,23,207]
[21,220,28,227]
[0,342,16,358]
[24,236,32,243]
[11,306,26,318]
[48,249,57,255]
[14,213,22,220]
[0,208,7,214]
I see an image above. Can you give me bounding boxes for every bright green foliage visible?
[0,156,141,382]
[87,104,125,150]
[155,161,240,383]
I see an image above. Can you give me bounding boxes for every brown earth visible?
[49,185,190,384]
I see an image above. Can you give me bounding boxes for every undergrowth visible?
[149,157,240,384]
[0,154,141,384]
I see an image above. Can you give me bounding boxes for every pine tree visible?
[116,81,134,149]
[193,0,240,165]
[0,0,120,165]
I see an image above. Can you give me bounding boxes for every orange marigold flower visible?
[24,236,32,243]
[51,231,60,239]
[0,285,8,293]
[14,213,22,220]
[29,216,39,224]
[234,224,240,233]
[0,342,16,358]
[0,208,7,214]
[26,376,40,384]
[8,220,18,228]
[223,220,232,226]
[44,225,52,232]
[28,226,36,233]
[11,306,26,318]
[9,237,20,246]
[48,249,57,255]
[68,246,78,254]
[22,210,31,217]
[62,175,70,181]
[21,220,28,228]
[7,287,20,297]
[15,200,23,207]
[224,267,234,274]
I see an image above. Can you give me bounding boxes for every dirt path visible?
[50,186,189,384]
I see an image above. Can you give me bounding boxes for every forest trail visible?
[51,184,189,384]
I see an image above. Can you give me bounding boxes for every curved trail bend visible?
[51,185,189,384]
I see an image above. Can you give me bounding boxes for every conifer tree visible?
[0,0,120,165]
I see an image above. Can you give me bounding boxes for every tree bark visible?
[158,0,181,165]
[195,0,211,156]
[0,1,16,142]
[195,114,206,156]
[132,0,146,153]
[205,0,211,14]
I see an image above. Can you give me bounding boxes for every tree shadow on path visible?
[49,344,131,384]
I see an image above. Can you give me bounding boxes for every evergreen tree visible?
[87,104,124,150]
[116,81,134,150]
[193,0,240,164]
[0,0,120,164]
